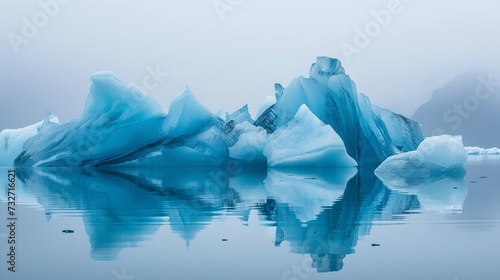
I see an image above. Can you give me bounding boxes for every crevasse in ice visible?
[3,57,426,168]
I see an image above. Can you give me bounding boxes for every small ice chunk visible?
[465,146,500,155]
[375,135,468,178]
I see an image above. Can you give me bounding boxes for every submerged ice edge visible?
[2,56,470,172]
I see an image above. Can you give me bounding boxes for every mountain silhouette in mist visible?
[412,70,500,148]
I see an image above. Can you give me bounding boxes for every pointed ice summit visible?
[2,57,427,168]
[256,57,423,164]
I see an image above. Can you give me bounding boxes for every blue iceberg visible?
[258,57,423,164]
[375,135,468,182]
[465,146,500,155]
[14,72,167,167]
[2,57,425,168]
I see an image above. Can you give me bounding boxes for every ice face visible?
[228,122,268,165]
[417,135,468,169]
[0,114,59,167]
[255,95,276,120]
[108,88,232,167]
[375,135,468,181]
[226,105,254,124]
[264,105,357,167]
[161,88,231,164]
[164,87,215,138]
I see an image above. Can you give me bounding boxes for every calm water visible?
[1,158,499,280]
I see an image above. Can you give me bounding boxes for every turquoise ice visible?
[2,57,426,168]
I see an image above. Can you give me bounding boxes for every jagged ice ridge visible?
[1,57,463,169]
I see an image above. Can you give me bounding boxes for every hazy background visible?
[1,0,499,131]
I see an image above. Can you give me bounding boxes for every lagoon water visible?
[0,157,499,280]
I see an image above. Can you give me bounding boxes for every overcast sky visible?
[1,0,499,130]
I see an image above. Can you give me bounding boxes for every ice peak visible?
[165,87,215,138]
[309,57,345,84]
[275,83,284,100]
[43,112,59,126]
[89,71,126,94]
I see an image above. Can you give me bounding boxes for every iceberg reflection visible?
[6,166,443,272]
[261,168,419,272]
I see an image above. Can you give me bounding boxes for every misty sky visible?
[1,0,499,130]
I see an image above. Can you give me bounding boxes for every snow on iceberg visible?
[375,135,468,183]
[263,105,357,167]
[0,114,59,167]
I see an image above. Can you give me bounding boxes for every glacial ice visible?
[465,146,500,155]
[269,57,424,164]
[228,122,268,165]
[2,57,427,168]
[375,135,468,213]
[0,114,59,166]
[14,72,167,167]
[263,105,357,167]
[375,135,468,182]
[226,105,254,124]
[255,95,276,120]
[111,88,232,167]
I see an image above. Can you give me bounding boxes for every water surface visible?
[1,158,499,280]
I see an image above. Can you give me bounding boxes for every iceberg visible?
[375,135,468,182]
[465,146,500,155]
[2,57,426,168]
[268,57,423,164]
[14,72,167,167]
[263,105,357,167]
